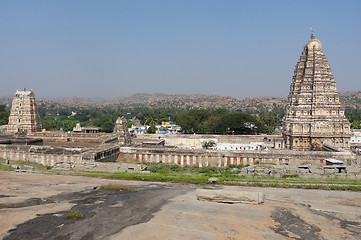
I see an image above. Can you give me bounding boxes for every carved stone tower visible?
[7,90,42,133]
[113,117,131,144]
[282,34,351,150]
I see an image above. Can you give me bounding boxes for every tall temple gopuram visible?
[7,90,42,133]
[282,34,351,151]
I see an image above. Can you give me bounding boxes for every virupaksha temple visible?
[282,34,351,151]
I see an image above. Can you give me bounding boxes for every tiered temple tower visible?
[113,117,132,144]
[282,34,351,150]
[7,90,42,133]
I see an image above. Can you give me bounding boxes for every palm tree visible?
[144,116,158,126]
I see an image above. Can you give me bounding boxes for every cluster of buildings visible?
[129,121,181,135]
[351,129,361,154]
[0,34,360,172]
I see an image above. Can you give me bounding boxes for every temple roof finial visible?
[310,27,315,39]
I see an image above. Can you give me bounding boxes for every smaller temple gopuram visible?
[7,90,42,133]
[282,34,351,151]
[113,117,132,144]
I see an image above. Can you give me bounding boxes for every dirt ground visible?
[0,171,361,240]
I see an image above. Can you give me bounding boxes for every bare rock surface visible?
[197,189,264,204]
[1,171,361,240]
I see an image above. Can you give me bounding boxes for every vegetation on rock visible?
[66,210,84,219]
[99,183,136,192]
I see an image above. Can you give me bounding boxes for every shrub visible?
[170,165,181,172]
[202,140,216,149]
[148,165,169,174]
[65,210,83,219]
[100,183,136,192]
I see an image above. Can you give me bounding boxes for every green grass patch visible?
[99,183,137,192]
[0,164,14,171]
[0,158,51,171]
[65,210,83,219]
[146,163,244,177]
[76,170,210,185]
[225,181,361,191]
[56,167,361,192]
[1,158,360,192]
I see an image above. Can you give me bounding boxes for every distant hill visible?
[339,91,361,109]
[0,96,13,107]
[103,93,289,111]
[1,91,361,111]
[106,93,243,109]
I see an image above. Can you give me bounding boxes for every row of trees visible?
[37,105,177,132]
[345,107,361,129]
[38,105,285,134]
[175,108,283,134]
[2,102,361,133]
[0,103,286,134]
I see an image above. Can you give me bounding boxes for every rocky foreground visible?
[0,171,361,240]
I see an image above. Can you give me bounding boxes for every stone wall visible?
[118,146,356,167]
[0,143,120,168]
[27,132,118,144]
[0,141,357,173]
[238,165,361,179]
[0,145,83,166]
[133,134,278,149]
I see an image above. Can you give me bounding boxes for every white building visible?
[129,125,149,135]
[351,129,361,144]
[155,122,181,134]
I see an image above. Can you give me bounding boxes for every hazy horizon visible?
[1,1,360,99]
[0,91,289,101]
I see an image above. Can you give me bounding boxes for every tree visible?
[214,112,261,134]
[0,105,10,125]
[93,118,115,133]
[41,119,79,131]
[345,107,361,129]
[175,109,266,134]
[175,109,212,133]
[147,125,156,134]
[100,120,115,133]
[202,140,216,149]
[144,116,158,126]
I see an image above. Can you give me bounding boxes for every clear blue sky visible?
[1,0,360,99]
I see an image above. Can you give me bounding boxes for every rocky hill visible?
[1,91,361,111]
[339,91,361,109]
[106,93,243,109]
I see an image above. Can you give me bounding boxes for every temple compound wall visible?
[133,134,279,149]
[118,146,356,167]
[0,143,120,168]
[27,132,118,144]
[0,145,83,167]
[1,144,356,170]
